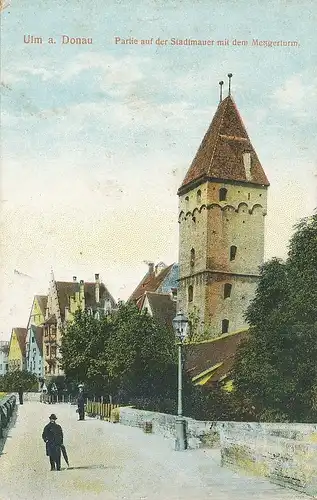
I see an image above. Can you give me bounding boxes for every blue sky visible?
[1,0,316,338]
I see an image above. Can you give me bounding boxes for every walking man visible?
[42,413,64,471]
[77,386,85,421]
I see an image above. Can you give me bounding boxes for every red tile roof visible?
[184,329,248,385]
[129,264,174,304]
[178,96,269,194]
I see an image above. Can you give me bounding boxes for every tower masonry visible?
[177,88,269,338]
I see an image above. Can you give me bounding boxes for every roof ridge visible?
[207,97,230,176]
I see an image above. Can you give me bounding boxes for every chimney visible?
[148,263,154,274]
[79,279,85,307]
[95,273,100,304]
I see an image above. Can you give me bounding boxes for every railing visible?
[0,394,16,438]
[86,400,119,421]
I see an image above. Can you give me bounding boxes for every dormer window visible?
[219,188,227,202]
[197,190,201,204]
[243,152,252,180]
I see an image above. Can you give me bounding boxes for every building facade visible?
[25,295,47,377]
[8,328,27,371]
[177,93,269,338]
[0,341,9,376]
[43,272,116,377]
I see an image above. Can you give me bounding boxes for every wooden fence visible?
[86,400,119,421]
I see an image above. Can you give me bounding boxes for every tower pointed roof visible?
[178,95,269,194]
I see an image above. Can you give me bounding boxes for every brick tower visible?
[177,79,269,338]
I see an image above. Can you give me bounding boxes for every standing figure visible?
[42,414,64,471]
[77,387,85,421]
[18,387,24,405]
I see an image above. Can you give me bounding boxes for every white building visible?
[26,325,43,378]
[0,340,9,376]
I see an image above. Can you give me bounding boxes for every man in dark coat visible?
[18,388,23,405]
[42,414,63,471]
[77,387,85,421]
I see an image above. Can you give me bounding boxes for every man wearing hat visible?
[42,414,64,471]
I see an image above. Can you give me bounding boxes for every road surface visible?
[0,402,309,500]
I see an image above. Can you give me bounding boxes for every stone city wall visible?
[119,408,317,497]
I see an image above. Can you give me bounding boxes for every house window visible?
[222,319,229,334]
[197,190,201,204]
[188,285,193,303]
[224,283,232,299]
[219,188,227,202]
[190,248,195,268]
[46,345,49,356]
[230,245,237,261]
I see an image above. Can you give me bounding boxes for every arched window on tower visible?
[197,190,201,204]
[222,319,229,334]
[188,285,193,303]
[224,283,232,299]
[219,188,227,202]
[230,245,237,261]
[185,196,189,205]
[190,248,195,268]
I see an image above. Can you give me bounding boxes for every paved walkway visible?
[0,402,310,500]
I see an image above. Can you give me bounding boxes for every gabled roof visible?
[31,325,43,356]
[129,264,174,304]
[184,329,248,386]
[55,281,116,319]
[35,295,48,315]
[144,292,176,329]
[12,328,27,357]
[178,95,269,194]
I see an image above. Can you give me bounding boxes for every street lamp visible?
[172,310,189,451]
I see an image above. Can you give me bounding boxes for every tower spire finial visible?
[228,73,233,96]
[219,80,224,103]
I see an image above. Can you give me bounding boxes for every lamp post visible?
[172,310,189,451]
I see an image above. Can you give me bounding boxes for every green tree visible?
[60,310,113,396]
[105,302,177,402]
[0,370,38,392]
[232,213,317,422]
[61,302,177,404]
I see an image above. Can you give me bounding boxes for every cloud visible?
[272,74,317,118]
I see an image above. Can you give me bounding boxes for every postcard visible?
[0,0,316,498]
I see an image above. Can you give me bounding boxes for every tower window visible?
[224,283,232,299]
[230,245,237,261]
[248,193,250,200]
[190,248,195,268]
[188,285,193,303]
[222,319,229,334]
[197,190,201,204]
[185,196,189,204]
[219,188,227,201]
